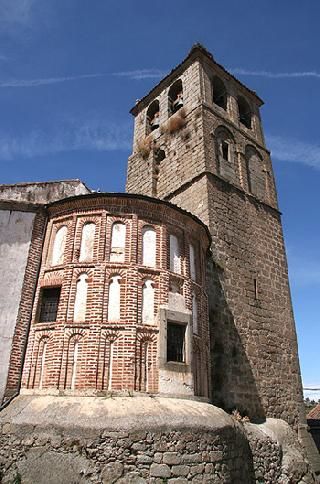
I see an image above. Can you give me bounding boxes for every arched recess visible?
[237,96,252,129]
[79,222,95,262]
[193,340,202,397]
[169,234,182,274]
[146,100,160,133]
[51,225,67,266]
[110,222,126,263]
[212,76,227,110]
[32,336,49,389]
[189,243,196,281]
[168,79,183,115]
[107,275,121,322]
[64,333,84,390]
[214,126,236,183]
[192,292,198,335]
[142,279,155,324]
[74,273,89,322]
[245,145,265,200]
[135,332,157,393]
[142,226,156,267]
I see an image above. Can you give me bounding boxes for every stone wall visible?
[0,396,316,484]
[126,46,305,428]
[0,180,90,205]
[0,207,37,402]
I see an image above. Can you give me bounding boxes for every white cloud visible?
[0,119,131,160]
[0,0,36,27]
[267,134,320,170]
[113,69,167,80]
[303,386,320,402]
[230,68,320,79]
[0,73,105,88]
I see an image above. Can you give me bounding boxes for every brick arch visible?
[73,267,94,279]
[34,330,54,343]
[40,270,64,287]
[65,328,86,340]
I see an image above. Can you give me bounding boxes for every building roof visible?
[307,403,320,420]
[48,191,212,245]
[130,43,264,116]
[0,179,86,188]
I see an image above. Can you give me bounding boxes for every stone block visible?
[150,463,171,478]
[163,452,181,465]
[171,465,190,476]
[101,461,124,483]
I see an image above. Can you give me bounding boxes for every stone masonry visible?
[0,396,317,484]
[126,44,305,428]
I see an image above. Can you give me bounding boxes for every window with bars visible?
[39,287,61,322]
[167,322,186,363]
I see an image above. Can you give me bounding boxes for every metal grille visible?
[39,287,61,322]
[167,322,185,363]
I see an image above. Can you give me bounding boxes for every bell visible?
[150,112,160,131]
[173,94,183,113]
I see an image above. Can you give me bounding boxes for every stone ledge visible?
[0,395,233,437]
[0,396,318,483]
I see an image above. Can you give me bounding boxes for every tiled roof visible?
[307,403,320,419]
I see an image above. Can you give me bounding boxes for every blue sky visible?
[0,0,319,399]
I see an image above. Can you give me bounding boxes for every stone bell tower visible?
[126,44,305,429]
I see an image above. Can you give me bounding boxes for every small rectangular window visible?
[39,287,61,322]
[167,322,186,363]
[221,140,229,161]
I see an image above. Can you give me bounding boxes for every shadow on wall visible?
[207,257,265,422]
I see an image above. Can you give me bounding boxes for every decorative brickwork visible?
[21,194,210,398]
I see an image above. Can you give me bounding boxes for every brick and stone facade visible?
[21,193,210,398]
[126,44,305,427]
[1,44,319,481]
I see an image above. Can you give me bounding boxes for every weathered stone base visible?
[0,396,317,483]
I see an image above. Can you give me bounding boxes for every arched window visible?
[142,279,155,324]
[74,273,88,322]
[212,76,227,110]
[192,292,198,334]
[79,222,95,262]
[245,146,265,199]
[110,222,126,263]
[146,100,160,133]
[214,127,235,182]
[142,226,156,267]
[169,234,181,274]
[51,225,67,266]
[168,79,183,115]
[108,275,121,322]
[189,243,196,281]
[237,96,252,129]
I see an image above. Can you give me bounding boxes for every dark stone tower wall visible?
[126,45,305,427]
